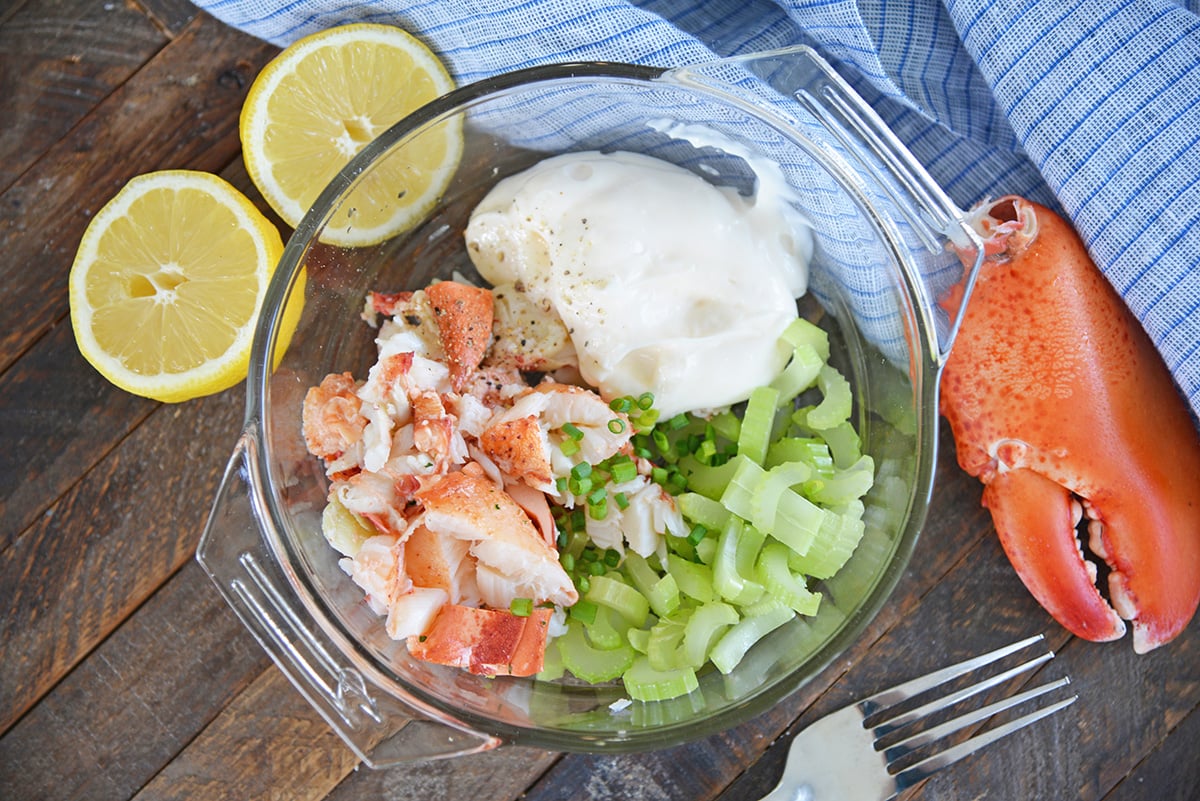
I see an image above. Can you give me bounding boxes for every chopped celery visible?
[557,620,635,683]
[622,655,699,702]
[757,541,821,615]
[676,455,738,500]
[585,574,650,626]
[770,342,823,404]
[719,455,761,521]
[709,601,795,674]
[626,626,650,654]
[779,317,830,361]
[682,602,740,667]
[537,634,566,681]
[736,385,780,465]
[583,606,628,650]
[695,534,718,565]
[751,461,812,535]
[624,552,682,618]
[713,517,765,605]
[709,410,741,442]
[818,421,863,469]
[667,554,718,603]
[804,454,875,506]
[788,500,866,579]
[807,364,853,430]
[677,491,731,531]
[647,616,689,671]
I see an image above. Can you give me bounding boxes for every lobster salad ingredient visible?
[302,151,874,698]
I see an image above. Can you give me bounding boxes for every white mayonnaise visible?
[465,150,812,417]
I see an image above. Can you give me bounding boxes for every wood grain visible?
[0,12,276,375]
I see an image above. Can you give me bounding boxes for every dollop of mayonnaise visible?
[465,151,812,417]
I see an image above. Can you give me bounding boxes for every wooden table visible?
[2,2,1198,798]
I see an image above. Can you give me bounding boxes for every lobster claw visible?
[939,196,1200,653]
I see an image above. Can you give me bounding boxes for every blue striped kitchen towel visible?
[194,0,1200,419]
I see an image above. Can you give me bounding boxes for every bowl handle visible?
[197,431,502,767]
[664,46,985,365]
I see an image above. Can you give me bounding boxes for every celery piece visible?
[736,385,780,465]
[713,517,765,606]
[647,616,689,671]
[624,552,681,618]
[771,490,827,556]
[626,626,650,654]
[622,655,699,702]
[584,606,628,651]
[720,454,762,521]
[789,500,866,579]
[537,635,566,681]
[804,454,876,506]
[770,343,823,405]
[751,461,813,535]
[819,421,863,469]
[695,534,718,565]
[807,364,853,430]
[682,602,740,668]
[558,620,636,684]
[757,542,822,616]
[709,601,795,674]
[779,317,831,362]
[766,437,834,475]
[585,574,650,626]
[667,554,718,604]
[678,491,731,531]
[709,410,741,443]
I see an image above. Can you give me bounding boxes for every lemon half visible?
[240,23,461,247]
[69,170,299,403]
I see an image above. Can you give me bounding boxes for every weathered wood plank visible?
[130,667,358,801]
[0,0,166,190]
[0,12,277,375]
[0,382,244,735]
[0,561,271,800]
[323,746,560,801]
[1103,702,1200,801]
[134,0,203,38]
[0,321,158,551]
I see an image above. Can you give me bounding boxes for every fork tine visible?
[893,689,1078,789]
[870,650,1053,737]
[859,634,1045,718]
[883,676,1072,760]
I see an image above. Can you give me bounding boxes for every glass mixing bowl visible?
[198,46,982,766]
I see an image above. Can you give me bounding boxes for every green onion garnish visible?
[562,422,585,441]
[637,392,655,410]
[608,418,626,434]
[510,597,534,617]
[559,438,580,457]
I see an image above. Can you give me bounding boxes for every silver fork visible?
[758,634,1077,801]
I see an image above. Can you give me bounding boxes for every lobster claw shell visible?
[939,196,1200,653]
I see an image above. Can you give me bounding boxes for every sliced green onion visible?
[562,422,585,441]
[608,418,627,434]
[668,412,690,430]
[510,597,534,617]
[610,396,634,413]
[559,438,580,457]
[614,491,630,510]
[637,392,655,410]
[569,599,599,625]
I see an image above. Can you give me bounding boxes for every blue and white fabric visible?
[193,0,1200,418]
